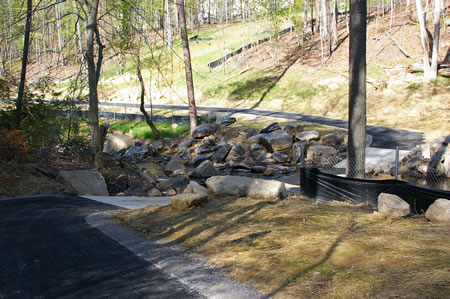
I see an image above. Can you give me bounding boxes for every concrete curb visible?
[86,211,264,299]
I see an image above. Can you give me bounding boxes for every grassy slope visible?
[95,8,449,142]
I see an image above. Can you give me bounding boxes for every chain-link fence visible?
[299,144,449,192]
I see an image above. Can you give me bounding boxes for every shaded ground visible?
[0,196,198,298]
[115,195,450,298]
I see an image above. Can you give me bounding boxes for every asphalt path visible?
[98,102,424,150]
[0,196,199,299]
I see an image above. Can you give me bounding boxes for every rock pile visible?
[399,136,450,179]
[164,122,350,180]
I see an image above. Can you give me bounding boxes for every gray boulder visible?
[306,144,338,165]
[295,131,320,143]
[192,124,218,138]
[184,181,209,196]
[226,143,250,161]
[103,134,134,155]
[205,175,287,199]
[170,193,208,211]
[247,128,258,138]
[213,143,232,163]
[272,152,289,163]
[164,155,186,173]
[291,141,307,164]
[247,134,268,145]
[283,123,303,136]
[123,145,149,160]
[425,198,450,222]
[260,122,281,134]
[229,157,256,169]
[256,152,275,163]
[378,193,410,218]
[192,160,219,178]
[430,146,450,178]
[191,152,214,167]
[260,131,293,153]
[58,170,109,196]
[321,131,347,147]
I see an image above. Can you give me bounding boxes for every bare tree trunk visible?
[136,54,168,148]
[15,0,33,129]
[310,0,314,35]
[430,0,442,80]
[416,0,432,79]
[166,0,172,49]
[347,0,367,179]
[177,0,198,134]
[85,0,104,168]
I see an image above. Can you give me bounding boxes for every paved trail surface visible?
[0,196,199,298]
[99,102,424,150]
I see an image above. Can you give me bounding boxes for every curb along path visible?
[86,212,264,299]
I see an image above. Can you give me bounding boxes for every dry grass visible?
[114,195,450,298]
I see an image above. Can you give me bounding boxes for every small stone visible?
[147,188,162,197]
[251,166,266,173]
[263,167,276,176]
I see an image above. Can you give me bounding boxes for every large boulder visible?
[192,124,218,138]
[122,145,150,160]
[170,193,208,211]
[205,175,287,199]
[378,193,410,218]
[58,170,109,196]
[103,134,134,155]
[192,160,219,178]
[295,131,320,143]
[306,144,338,165]
[425,198,450,222]
[260,131,293,153]
[164,155,186,173]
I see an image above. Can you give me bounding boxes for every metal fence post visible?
[395,146,399,180]
[299,143,305,192]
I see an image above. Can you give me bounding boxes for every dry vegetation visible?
[115,195,450,298]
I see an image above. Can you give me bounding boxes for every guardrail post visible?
[395,146,399,180]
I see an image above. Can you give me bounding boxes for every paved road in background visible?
[98,102,424,150]
[0,196,198,298]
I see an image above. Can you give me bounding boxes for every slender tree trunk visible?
[166,0,173,49]
[136,54,168,148]
[430,0,442,80]
[177,0,198,134]
[347,0,367,179]
[310,0,314,35]
[56,3,64,66]
[85,0,104,168]
[416,0,432,79]
[15,0,33,129]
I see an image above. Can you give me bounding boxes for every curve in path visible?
[0,196,199,298]
[99,102,424,150]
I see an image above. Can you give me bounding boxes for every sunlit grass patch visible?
[109,120,189,140]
